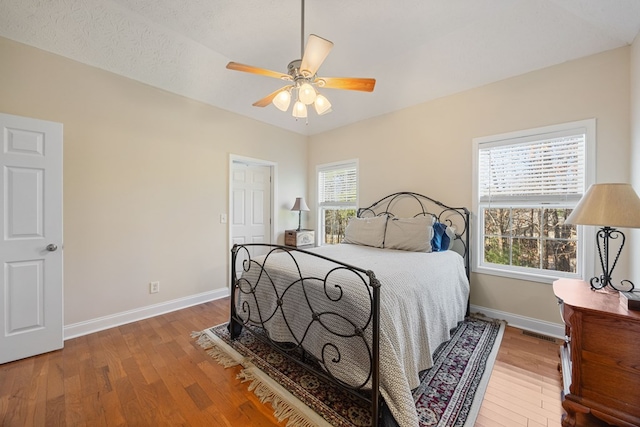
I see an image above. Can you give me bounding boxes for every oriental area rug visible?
[193,316,505,427]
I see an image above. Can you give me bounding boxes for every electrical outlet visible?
[150,281,160,294]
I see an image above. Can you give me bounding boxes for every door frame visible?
[228,154,277,288]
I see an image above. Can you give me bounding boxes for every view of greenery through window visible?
[323,208,356,244]
[318,161,357,245]
[483,207,577,272]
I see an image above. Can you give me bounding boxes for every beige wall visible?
[309,47,632,324]
[2,34,636,329]
[631,33,640,285]
[0,37,308,325]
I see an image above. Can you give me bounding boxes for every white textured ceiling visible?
[2,0,640,135]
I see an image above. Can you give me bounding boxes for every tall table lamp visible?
[565,183,640,292]
[291,197,310,231]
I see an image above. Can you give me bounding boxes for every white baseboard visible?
[62,293,563,341]
[470,304,565,339]
[64,288,230,340]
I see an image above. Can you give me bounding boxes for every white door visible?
[0,113,63,364]
[231,162,272,276]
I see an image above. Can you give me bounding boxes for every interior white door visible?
[231,162,272,276]
[0,113,63,364]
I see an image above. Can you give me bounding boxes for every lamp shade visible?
[298,83,317,105]
[292,101,307,118]
[272,89,291,111]
[565,183,640,228]
[314,94,332,115]
[291,197,310,212]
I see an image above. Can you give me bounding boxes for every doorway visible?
[229,155,276,281]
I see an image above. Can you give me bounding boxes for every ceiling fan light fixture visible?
[314,94,332,115]
[292,100,308,118]
[226,0,375,122]
[298,82,317,105]
[272,89,291,111]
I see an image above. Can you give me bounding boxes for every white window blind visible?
[472,119,595,283]
[479,132,586,203]
[318,164,357,204]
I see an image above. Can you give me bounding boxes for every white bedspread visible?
[234,244,469,427]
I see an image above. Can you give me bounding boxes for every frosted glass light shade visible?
[298,83,317,105]
[272,89,291,111]
[565,183,640,228]
[314,94,332,115]
[292,100,307,118]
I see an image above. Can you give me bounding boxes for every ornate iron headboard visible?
[357,191,471,282]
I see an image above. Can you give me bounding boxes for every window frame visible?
[472,119,596,284]
[316,159,359,246]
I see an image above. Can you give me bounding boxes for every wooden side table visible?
[284,229,315,248]
[553,278,640,427]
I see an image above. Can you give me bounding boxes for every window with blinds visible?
[478,134,586,203]
[318,165,357,204]
[317,160,358,245]
[473,120,595,283]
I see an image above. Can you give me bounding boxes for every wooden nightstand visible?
[553,278,640,427]
[284,229,315,248]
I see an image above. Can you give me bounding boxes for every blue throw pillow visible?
[431,222,451,252]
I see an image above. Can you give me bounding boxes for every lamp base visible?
[590,226,634,292]
[589,277,635,293]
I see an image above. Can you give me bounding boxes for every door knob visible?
[46,244,58,252]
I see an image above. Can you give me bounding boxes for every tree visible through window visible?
[322,208,356,244]
[473,120,594,281]
[317,161,358,245]
[483,207,576,272]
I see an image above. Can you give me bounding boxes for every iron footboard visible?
[228,243,382,425]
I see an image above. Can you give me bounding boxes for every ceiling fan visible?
[225,0,376,120]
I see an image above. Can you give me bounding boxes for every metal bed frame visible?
[227,192,470,426]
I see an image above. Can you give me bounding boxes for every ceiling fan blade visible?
[300,34,334,76]
[252,85,293,107]
[226,62,290,80]
[316,77,376,92]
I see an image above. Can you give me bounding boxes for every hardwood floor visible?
[1,298,566,426]
[477,327,564,427]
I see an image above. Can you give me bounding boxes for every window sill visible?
[473,265,580,284]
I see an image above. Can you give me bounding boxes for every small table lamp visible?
[291,197,310,231]
[565,183,640,292]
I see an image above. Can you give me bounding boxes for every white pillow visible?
[342,216,387,248]
[445,225,457,250]
[384,216,434,252]
[432,222,457,251]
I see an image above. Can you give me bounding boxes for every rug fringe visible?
[469,311,508,326]
[207,347,242,368]
[193,330,243,368]
[238,369,319,427]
